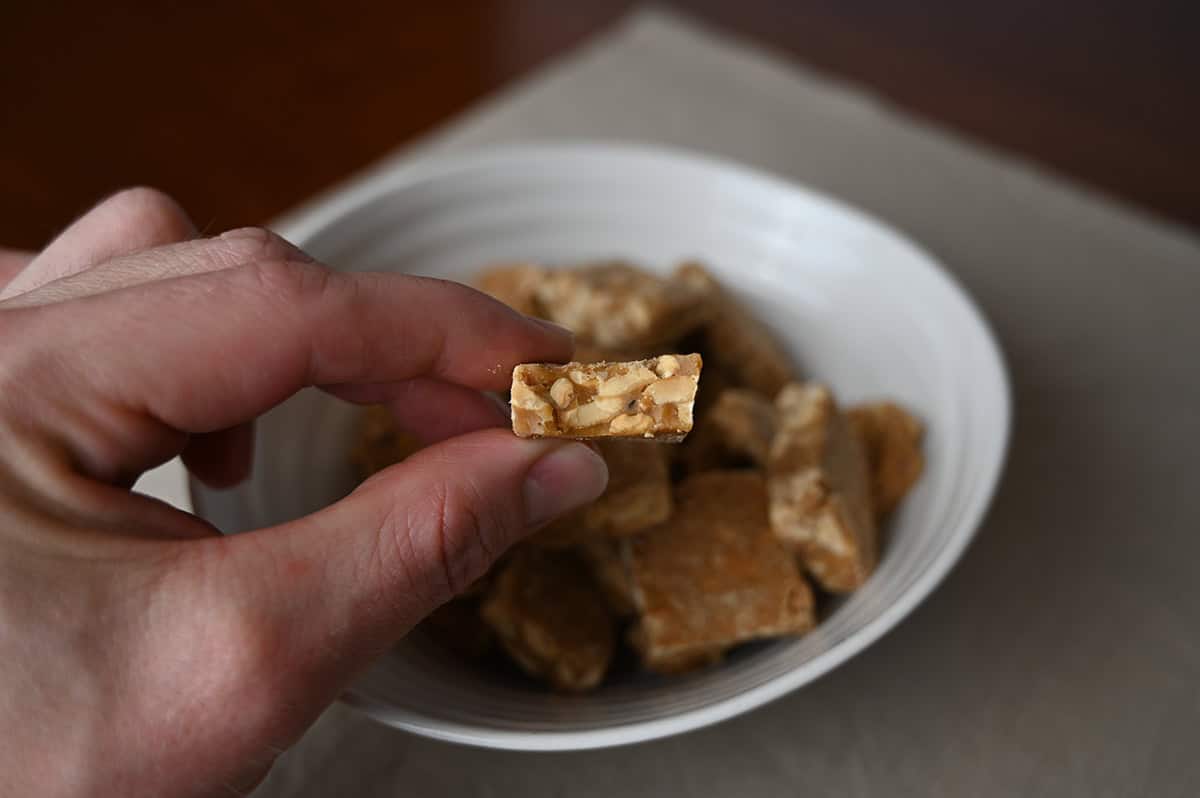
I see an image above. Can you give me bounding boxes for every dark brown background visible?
[2,1,1197,249]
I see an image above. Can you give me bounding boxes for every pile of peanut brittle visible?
[351,262,924,691]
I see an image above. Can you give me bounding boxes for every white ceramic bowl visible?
[192,142,1010,750]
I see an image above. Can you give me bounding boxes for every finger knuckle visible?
[389,479,507,603]
[218,226,310,269]
[105,186,193,240]
[434,484,492,598]
[238,252,336,306]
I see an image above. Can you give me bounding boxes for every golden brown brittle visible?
[535,263,709,350]
[847,401,925,520]
[480,548,616,691]
[511,355,702,441]
[682,388,778,473]
[627,471,815,672]
[767,383,877,593]
[474,262,545,317]
[674,262,796,398]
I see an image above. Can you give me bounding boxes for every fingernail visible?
[523,443,609,527]
[530,316,575,340]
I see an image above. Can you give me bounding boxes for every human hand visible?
[0,189,608,796]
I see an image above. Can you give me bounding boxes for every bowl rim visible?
[206,140,1012,750]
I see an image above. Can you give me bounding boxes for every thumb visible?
[222,429,607,686]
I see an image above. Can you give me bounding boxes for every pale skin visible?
[0,188,609,797]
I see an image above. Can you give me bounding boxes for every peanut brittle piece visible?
[533,441,671,546]
[767,383,877,593]
[510,354,702,441]
[627,471,815,672]
[535,263,709,350]
[474,262,545,317]
[682,388,778,473]
[674,262,797,398]
[480,548,615,691]
[848,402,925,519]
[350,405,422,479]
[707,389,778,465]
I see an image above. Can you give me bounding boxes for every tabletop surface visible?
[3,0,1198,248]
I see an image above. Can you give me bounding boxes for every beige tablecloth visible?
[245,9,1200,797]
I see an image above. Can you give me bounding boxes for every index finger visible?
[16,229,570,437]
